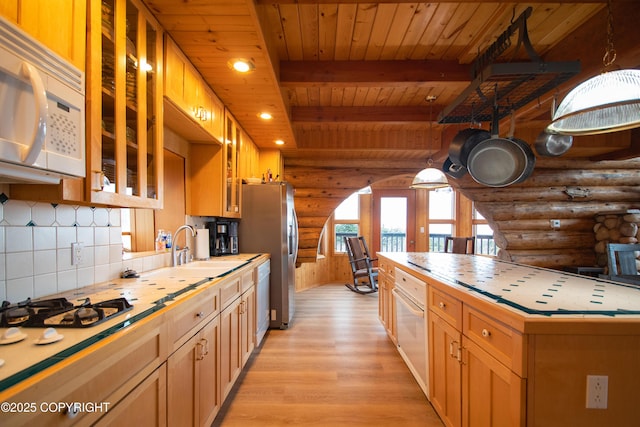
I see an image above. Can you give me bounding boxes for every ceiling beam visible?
[291,106,440,123]
[261,0,622,4]
[280,60,469,88]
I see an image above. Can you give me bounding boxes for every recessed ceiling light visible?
[259,112,273,120]
[275,139,285,146]
[228,58,255,73]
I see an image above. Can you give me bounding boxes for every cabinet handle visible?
[438,301,446,310]
[196,341,205,360]
[201,338,209,357]
[449,340,458,358]
[196,311,204,318]
[481,328,491,338]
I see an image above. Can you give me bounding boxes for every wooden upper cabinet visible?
[87,0,164,208]
[164,36,224,143]
[2,0,87,71]
[223,112,241,218]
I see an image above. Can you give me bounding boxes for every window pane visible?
[335,223,358,252]
[429,190,453,219]
[335,193,359,220]
[381,197,407,252]
[474,224,498,256]
[474,206,485,220]
[429,224,452,252]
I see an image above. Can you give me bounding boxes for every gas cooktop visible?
[0,297,133,328]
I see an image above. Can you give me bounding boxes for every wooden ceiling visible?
[144,0,640,166]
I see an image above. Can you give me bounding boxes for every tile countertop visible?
[0,254,265,389]
[380,252,640,319]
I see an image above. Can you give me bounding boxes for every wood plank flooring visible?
[212,284,444,427]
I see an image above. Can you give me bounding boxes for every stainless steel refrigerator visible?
[239,182,298,329]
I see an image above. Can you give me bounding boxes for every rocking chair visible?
[344,236,378,294]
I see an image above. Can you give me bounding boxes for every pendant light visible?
[411,96,449,189]
[547,0,640,136]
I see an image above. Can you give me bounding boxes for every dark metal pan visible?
[442,157,467,179]
[448,128,491,167]
[466,137,536,187]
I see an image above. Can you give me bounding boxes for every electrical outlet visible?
[586,375,608,409]
[550,219,561,229]
[271,309,277,321]
[71,242,84,265]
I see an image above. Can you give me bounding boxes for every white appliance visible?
[239,182,298,329]
[0,17,85,184]
[393,268,429,398]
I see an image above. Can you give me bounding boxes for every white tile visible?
[93,208,109,226]
[109,208,121,227]
[94,245,110,266]
[3,200,31,225]
[55,204,76,226]
[76,206,94,226]
[56,247,74,271]
[0,226,4,253]
[34,273,58,298]
[0,253,4,281]
[0,279,6,303]
[6,252,34,279]
[94,264,110,283]
[34,249,57,275]
[94,227,109,246]
[33,226,56,250]
[76,227,95,247]
[109,226,122,245]
[57,226,77,249]
[82,244,95,267]
[109,244,123,264]
[77,267,94,288]
[6,276,34,301]
[109,262,123,280]
[57,269,77,292]
[31,203,56,226]
[5,226,33,252]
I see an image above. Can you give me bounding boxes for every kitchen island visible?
[0,254,269,426]
[378,252,640,427]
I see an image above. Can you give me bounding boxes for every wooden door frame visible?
[372,189,417,254]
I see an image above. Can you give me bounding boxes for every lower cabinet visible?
[167,316,221,427]
[378,259,396,343]
[240,283,256,367]
[220,294,242,402]
[95,364,167,426]
[428,284,525,427]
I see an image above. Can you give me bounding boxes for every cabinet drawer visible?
[379,259,395,277]
[241,269,255,293]
[220,276,242,308]
[168,286,218,350]
[429,286,462,329]
[463,305,523,374]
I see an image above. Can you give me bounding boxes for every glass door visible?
[372,190,416,254]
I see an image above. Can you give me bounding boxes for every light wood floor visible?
[212,284,444,427]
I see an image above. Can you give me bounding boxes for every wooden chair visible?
[444,236,475,254]
[606,243,640,276]
[344,236,378,294]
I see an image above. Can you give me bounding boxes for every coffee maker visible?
[206,218,239,256]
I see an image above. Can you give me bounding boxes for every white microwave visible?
[0,17,85,184]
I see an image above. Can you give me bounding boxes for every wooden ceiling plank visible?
[278,4,304,60]
[364,3,398,60]
[318,4,339,61]
[299,4,320,60]
[259,0,626,4]
[334,4,358,60]
[394,2,438,60]
[350,3,378,60]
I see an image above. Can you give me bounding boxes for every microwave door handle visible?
[20,62,48,165]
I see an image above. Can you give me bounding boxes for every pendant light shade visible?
[410,166,450,189]
[411,95,449,190]
[547,69,640,135]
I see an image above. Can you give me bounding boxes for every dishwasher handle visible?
[393,288,424,318]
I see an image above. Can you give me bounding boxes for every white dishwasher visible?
[393,268,429,398]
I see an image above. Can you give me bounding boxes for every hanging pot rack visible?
[438,7,581,124]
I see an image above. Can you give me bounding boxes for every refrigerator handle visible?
[290,208,299,262]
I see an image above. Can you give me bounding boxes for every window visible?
[121,208,132,252]
[334,192,359,253]
[428,188,455,252]
[473,207,498,256]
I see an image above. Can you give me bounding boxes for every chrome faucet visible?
[171,225,196,266]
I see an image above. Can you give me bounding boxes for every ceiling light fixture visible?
[411,96,449,190]
[547,0,640,136]
[259,112,273,120]
[228,58,255,73]
[275,139,285,146]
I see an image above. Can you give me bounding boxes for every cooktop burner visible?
[0,297,133,328]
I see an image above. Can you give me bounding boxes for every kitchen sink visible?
[143,259,248,279]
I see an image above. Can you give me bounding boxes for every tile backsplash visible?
[0,195,168,302]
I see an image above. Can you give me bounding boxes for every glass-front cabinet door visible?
[224,111,241,217]
[88,0,163,208]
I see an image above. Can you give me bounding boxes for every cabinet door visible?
[167,332,198,426]
[430,313,462,427]
[220,297,242,400]
[88,0,163,208]
[16,0,86,70]
[462,336,525,427]
[223,112,241,217]
[198,316,221,427]
[240,285,256,366]
[94,364,167,426]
